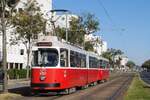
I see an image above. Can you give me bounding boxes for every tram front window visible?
[32,49,58,67]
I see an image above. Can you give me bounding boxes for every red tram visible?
[31,36,109,94]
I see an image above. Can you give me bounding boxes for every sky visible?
[53,0,150,65]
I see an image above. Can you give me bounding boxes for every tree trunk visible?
[1,0,8,92]
[26,40,31,79]
[26,49,30,79]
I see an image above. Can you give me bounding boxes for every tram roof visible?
[35,36,109,61]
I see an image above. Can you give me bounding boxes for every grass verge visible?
[0,93,21,100]
[124,74,150,100]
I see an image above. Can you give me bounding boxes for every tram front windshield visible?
[32,48,58,67]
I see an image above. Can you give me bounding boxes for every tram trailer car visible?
[31,36,110,94]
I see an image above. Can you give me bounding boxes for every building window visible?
[10,63,13,69]
[20,49,24,55]
[20,63,23,69]
[15,63,18,69]
[7,63,9,69]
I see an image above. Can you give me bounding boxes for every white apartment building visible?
[114,55,129,71]
[0,0,53,69]
[53,14,78,28]
[85,34,107,55]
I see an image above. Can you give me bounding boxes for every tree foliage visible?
[102,51,113,68]
[11,1,44,39]
[55,13,99,49]
[84,41,94,51]
[109,48,124,56]
[11,0,45,78]
[102,48,124,68]
[82,13,99,34]
[115,57,122,68]
[142,59,150,69]
[0,0,19,29]
[126,61,135,69]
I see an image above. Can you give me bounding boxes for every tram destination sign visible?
[37,42,52,46]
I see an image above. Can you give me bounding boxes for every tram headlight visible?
[40,75,46,81]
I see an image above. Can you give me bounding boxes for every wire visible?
[96,0,114,25]
[96,0,126,34]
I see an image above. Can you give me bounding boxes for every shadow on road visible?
[8,86,61,97]
[8,86,32,97]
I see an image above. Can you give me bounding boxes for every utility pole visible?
[49,9,69,42]
[1,0,8,92]
[65,12,68,42]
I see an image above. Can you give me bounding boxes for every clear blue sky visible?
[53,0,150,65]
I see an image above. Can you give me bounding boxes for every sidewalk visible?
[8,79,30,89]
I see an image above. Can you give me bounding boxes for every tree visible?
[126,61,135,69]
[141,59,150,69]
[0,0,19,93]
[55,13,99,49]
[82,13,99,34]
[102,51,113,67]
[102,48,124,68]
[84,41,94,51]
[11,0,45,78]
[115,57,122,69]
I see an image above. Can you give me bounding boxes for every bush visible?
[7,69,30,79]
[17,69,27,79]
[7,69,17,79]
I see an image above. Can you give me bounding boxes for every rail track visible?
[9,72,134,100]
[53,73,134,100]
[108,73,134,100]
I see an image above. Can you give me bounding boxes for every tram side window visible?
[60,49,68,67]
[95,58,98,68]
[70,51,76,67]
[70,51,86,68]
[102,61,107,68]
[76,52,81,67]
[89,56,97,68]
[89,56,92,68]
[106,62,109,68]
[99,60,103,68]
[81,54,86,68]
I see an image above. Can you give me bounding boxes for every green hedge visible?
[7,69,31,79]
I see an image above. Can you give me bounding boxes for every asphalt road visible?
[140,71,150,85]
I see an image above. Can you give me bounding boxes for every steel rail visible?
[108,74,134,100]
